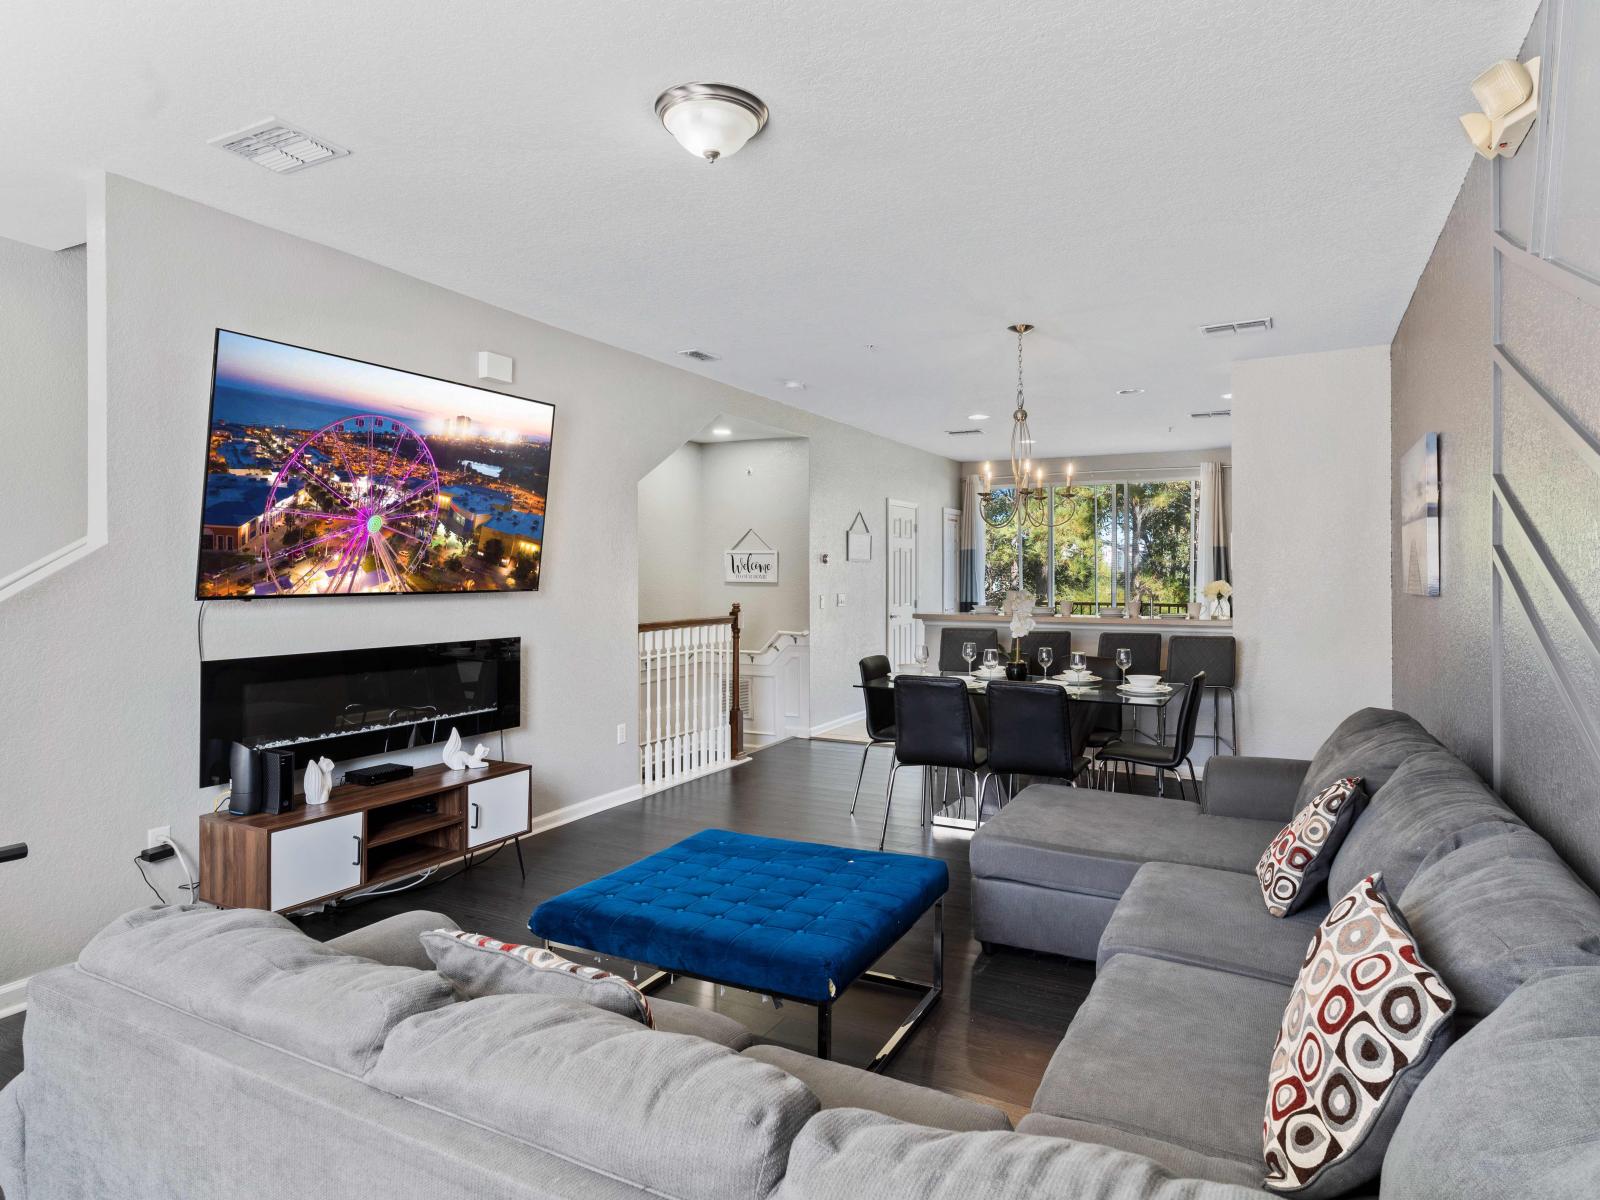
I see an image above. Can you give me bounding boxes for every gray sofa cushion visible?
[776,1108,1268,1199]
[1201,755,1311,823]
[324,909,460,969]
[1030,954,1287,1168]
[1295,708,1440,812]
[77,905,454,1077]
[1384,966,1600,1199]
[369,993,816,1200]
[420,929,651,1024]
[1400,824,1600,1021]
[651,997,755,1050]
[1097,862,1324,985]
[971,785,1282,899]
[743,1044,1011,1132]
[1327,749,1523,900]
[1015,1114,1267,1190]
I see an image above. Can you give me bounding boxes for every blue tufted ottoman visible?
[529,829,948,1069]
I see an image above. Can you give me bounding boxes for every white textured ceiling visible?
[0,0,1536,460]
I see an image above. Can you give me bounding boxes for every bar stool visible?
[1167,635,1238,755]
[938,627,1001,672]
[850,655,897,815]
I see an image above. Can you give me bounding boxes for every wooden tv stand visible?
[199,760,531,912]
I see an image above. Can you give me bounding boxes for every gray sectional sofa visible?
[2,708,1598,1198]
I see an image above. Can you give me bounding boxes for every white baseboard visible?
[0,976,29,1020]
[525,781,644,838]
[807,710,865,738]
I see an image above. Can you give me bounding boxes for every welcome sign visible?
[725,528,779,584]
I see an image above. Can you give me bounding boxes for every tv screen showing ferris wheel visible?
[195,330,555,599]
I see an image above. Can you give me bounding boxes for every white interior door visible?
[886,499,918,666]
[941,507,960,612]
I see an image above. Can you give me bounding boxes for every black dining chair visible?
[938,627,1001,672]
[1075,653,1123,782]
[1016,631,1075,677]
[882,675,989,849]
[983,681,1094,816]
[850,655,897,816]
[1167,635,1238,755]
[1098,631,1163,741]
[1096,671,1206,800]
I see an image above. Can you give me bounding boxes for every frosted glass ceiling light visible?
[655,83,769,163]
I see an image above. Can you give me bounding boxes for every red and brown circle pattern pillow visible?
[1263,873,1455,1197]
[1256,777,1367,917]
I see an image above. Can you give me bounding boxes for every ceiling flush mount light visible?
[979,324,1074,533]
[711,426,733,437]
[1221,392,1233,400]
[655,83,769,163]
[967,412,990,421]
[781,379,805,390]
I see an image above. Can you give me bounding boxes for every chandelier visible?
[979,323,1073,532]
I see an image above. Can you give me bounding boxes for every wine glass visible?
[1116,648,1133,681]
[1070,651,1086,678]
[961,641,977,675]
[981,647,1000,673]
[1037,646,1054,679]
[914,644,930,674]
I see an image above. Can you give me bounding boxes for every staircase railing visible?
[637,604,742,793]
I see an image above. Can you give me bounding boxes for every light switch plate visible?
[835,593,847,606]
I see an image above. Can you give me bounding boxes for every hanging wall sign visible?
[725,528,779,584]
[846,511,873,562]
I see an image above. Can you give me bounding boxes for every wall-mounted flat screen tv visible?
[195,330,554,598]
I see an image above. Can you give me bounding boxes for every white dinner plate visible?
[1117,683,1173,695]
[1051,673,1101,685]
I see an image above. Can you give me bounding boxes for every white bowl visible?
[1126,674,1162,689]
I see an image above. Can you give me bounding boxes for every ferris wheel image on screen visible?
[195,329,554,599]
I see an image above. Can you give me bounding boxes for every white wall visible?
[1231,346,1393,756]
[0,237,85,583]
[0,176,958,987]
[637,438,811,648]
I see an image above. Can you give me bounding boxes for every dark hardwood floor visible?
[0,739,1101,1121]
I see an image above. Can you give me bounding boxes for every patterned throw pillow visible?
[420,930,654,1027]
[1257,777,1367,917]
[1263,874,1455,1197]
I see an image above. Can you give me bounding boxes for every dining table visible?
[855,668,1188,832]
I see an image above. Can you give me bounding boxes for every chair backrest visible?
[1080,654,1122,734]
[1097,632,1162,675]
[938,627,1001,672]
[859,655,896,741]
[986,681,1078,778]
[892,675,980,770]
[1167,635,1236,688]
[1172,671,1208,760]
[1017,631,1074,675]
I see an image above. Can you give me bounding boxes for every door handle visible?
[351,835,362,867]
[470,802,481,830]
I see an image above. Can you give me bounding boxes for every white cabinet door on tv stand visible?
[467,772,530,849]
[271,812,363,911]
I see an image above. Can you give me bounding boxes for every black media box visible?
[345,763,415,787]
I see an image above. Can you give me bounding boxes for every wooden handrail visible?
[728,604,742,758]
[638,614,737,633]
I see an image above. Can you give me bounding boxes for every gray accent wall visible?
[1393,0,1600,890]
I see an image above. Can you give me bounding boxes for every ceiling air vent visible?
[1199,317,1274,336]
[209,118,349,174]
[945,428,982,436]
[1189,409,1233,419]
[677,349,720,362]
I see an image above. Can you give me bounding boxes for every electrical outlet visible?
[616,723,627,745]
[835,592,847,606]
[146,826,170,851]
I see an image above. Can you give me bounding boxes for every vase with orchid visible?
[1000,589,1037,677]
[1203,579,1233,620]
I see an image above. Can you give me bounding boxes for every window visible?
[981,477,1198,613]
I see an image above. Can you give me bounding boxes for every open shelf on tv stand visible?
[199,760,531,912]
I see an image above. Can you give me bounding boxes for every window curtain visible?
[958,473,985,608]
[1195,461,1231,594]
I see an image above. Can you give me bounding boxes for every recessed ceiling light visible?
[781,379,805,390]
[655,83,769,163]
[209,118,349,174]
[711,426,733,436]
[1221,392,1233,400]
[967,412,990,421]
[1116,387,1144,396]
